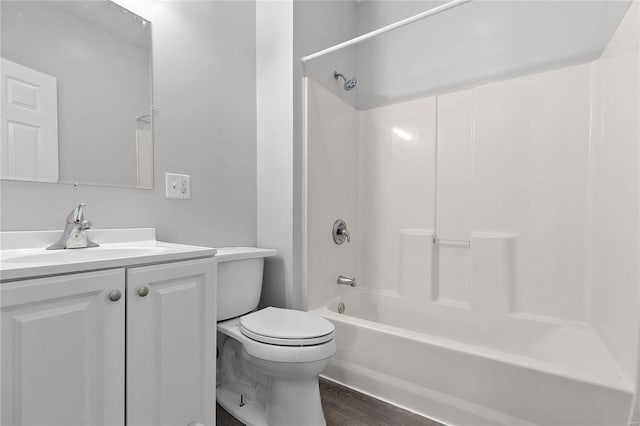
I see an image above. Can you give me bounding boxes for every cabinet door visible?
[1,269,125,426]
[126,258,216,426]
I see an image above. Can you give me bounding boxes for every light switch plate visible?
[165,173,190,199]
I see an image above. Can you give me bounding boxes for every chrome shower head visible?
[334,71,357,91]
[344,78,357,91]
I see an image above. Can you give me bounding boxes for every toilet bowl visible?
[215,248,336,426]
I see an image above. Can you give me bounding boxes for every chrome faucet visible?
[47,203,99,250]
[337,275,356,287]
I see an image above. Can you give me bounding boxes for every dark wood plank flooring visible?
[216,399,246,426]
[216,378,442,426]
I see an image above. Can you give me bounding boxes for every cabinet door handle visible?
[138,286,150,297]
[108,290,122,302]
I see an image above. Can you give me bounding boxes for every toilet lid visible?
[240,307,335,346]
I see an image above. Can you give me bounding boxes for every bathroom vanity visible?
[0,229,217,426]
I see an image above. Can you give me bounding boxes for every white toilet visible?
[216,247,336,426]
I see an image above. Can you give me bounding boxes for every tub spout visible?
[337,275,356,287]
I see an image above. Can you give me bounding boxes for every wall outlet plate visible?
[165,173,190,199]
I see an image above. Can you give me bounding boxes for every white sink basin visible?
[0,228,216,281]
[3,245,171,264]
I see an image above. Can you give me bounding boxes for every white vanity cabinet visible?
[126,258,216,426]
[1,269,126,426]
[1,255,216,426]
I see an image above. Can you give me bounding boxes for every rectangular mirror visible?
[1,0,153,189]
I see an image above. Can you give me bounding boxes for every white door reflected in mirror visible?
[0,58,59,183]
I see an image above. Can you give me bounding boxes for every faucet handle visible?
[333,220,351,245]
[47,203,99,250]
[66,203,87,224]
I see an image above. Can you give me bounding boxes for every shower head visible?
[344,78,357,91]
[334,71,357,91]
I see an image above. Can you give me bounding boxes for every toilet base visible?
[217,317,333,426]
[217,378,326,426]
[217,385,267,426]
[217,333,329,426]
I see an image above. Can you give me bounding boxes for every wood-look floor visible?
[216,378,443,426]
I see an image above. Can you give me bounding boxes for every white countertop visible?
[0,228,216,281]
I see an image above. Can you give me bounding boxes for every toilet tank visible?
[216,247,278,321]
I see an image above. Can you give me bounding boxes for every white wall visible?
[306,63,596,320]
[0,1,257,248]
[470,64,592,321]
[588,0,640,386]
[254,0,357,309]
[635,6,640,422]
[304,2,640,389]
[1,1,150,187]
[354,0,632,110]
[294,0,357,107]
[303,78,358,310]
[358,96,437,297]
[293,0,357,309]
[256,0,294,309]
[307,63,593,318]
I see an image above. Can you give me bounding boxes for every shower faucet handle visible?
[333,219,350,244]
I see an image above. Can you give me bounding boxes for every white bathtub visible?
[314,293,634,426]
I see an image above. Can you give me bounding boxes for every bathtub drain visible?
[338,302,345,314]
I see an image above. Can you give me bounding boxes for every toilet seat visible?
[218,316,336,363]
[241,327,334,346]
[240,307,335,347]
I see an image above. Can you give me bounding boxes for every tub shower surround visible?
[303,4,639,425]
